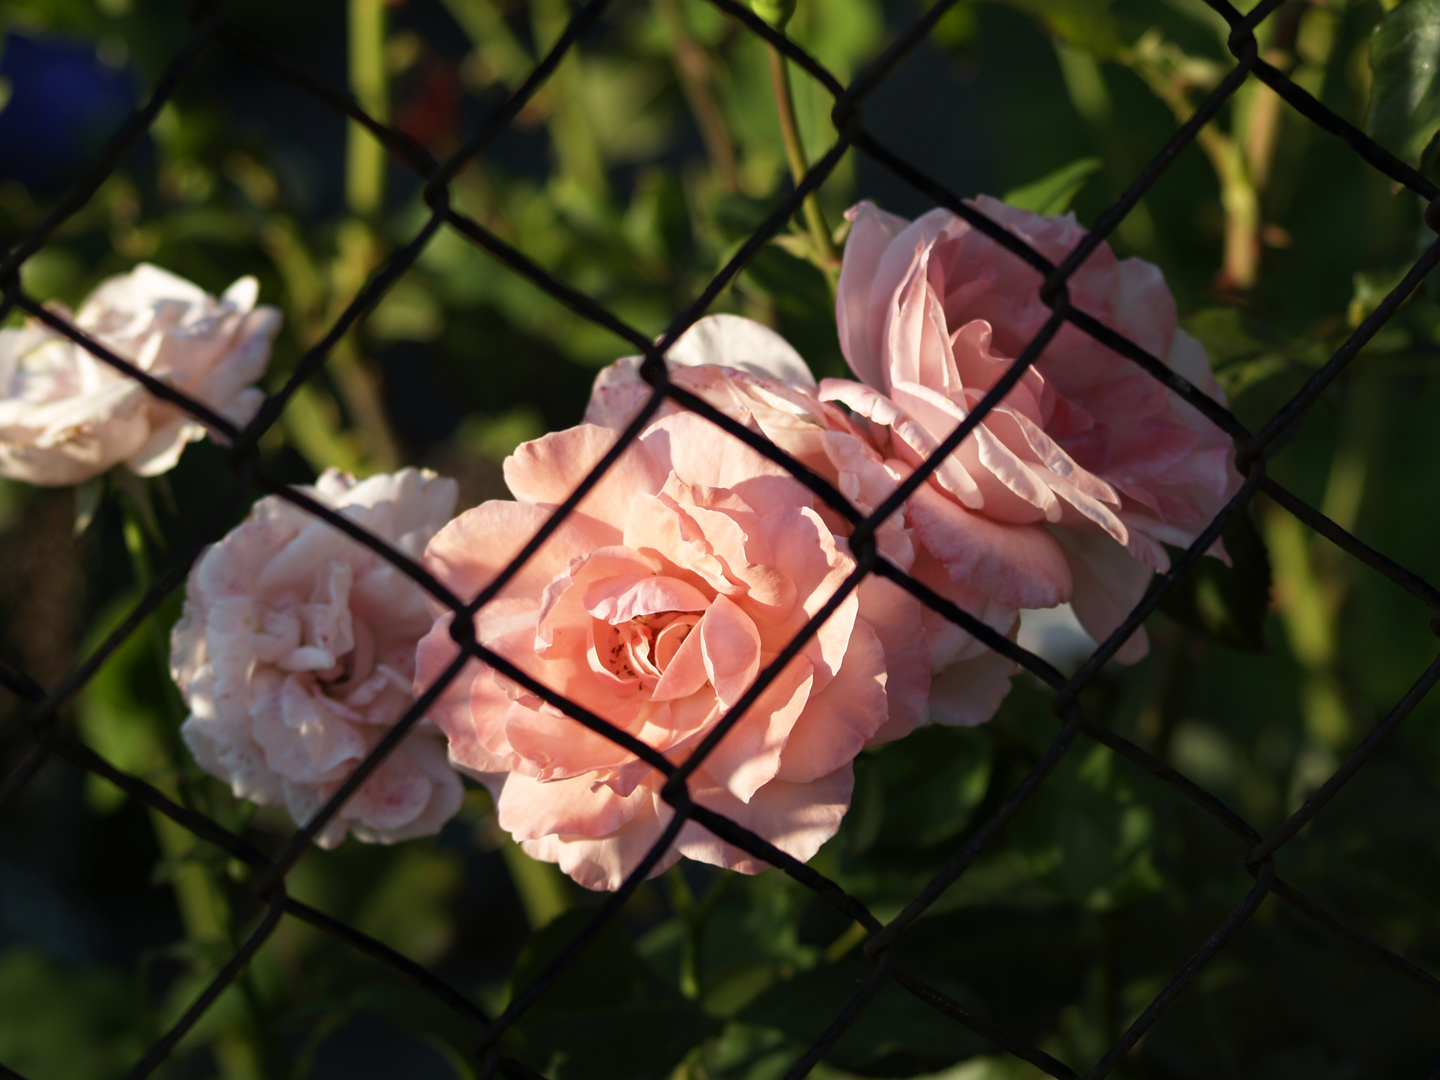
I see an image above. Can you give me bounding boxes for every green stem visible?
[329,222,402,473]
[664,866,702,1000]
[347,0,388,217]
[1123,46,1258,289]
[339,4,406,473]
[1263,505,1349,752]
[1206,129,1260,291]
[767,45,838,268]
[823,920,868,963]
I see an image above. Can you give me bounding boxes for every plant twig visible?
[1122,36,1259,289]
[347,0,388,216]
[664,865,703,1000]
[339,2,405,473]
[768,44,838,267]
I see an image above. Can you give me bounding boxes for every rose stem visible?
[1120,44,1258,290]
[346,0,387,217]
[332,0,402,473]
[664,866,703,1000]
[767,43,839,268]
[663,866,734,1008]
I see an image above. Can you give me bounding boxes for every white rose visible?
[0,263,280,486]
[172,468,465,848]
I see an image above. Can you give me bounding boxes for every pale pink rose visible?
[826,199,1242,661]
[172,468,464,848]
[587,313,1019,731]
[415,408,934,890]
[0,264,280,486]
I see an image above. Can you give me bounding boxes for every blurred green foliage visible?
[1367,0,1440,169]
[2,0,1440,1078]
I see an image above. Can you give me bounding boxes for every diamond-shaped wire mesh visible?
[2,0,1439,1077]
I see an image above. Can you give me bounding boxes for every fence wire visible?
[1,0,1439,1077]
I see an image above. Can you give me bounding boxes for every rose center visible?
[595,611,699,689]
[315,616,377,698]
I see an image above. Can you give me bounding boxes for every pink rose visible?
[825,199,1242,661]
[415,407,932,890]
[172,468,464,848]
[0,264,279,486]
[587,313,1018,730]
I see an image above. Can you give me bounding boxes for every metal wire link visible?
[2,0,1439,1077]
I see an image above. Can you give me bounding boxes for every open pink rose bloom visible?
[173,468,464,848]
[587,315,1019,729]
[0,263,280,486]
[416,316,1028,890]
[825,198,1242,661]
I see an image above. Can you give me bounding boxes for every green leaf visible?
[506,910,719,1080]
[1159,508,1273,652]
[1367,0,1440,168]
[989,0,1125,57]
[452,406,547,463]
[924,0,978,49]
[1185,307,1325,400]
[694,871,814,1017]
[698,1022,796,1080]
[624,167,695,269]
[1185,307,1265,368]
[844,726,993,857]
[1348,266,1412,328]
[739,952,988,1077]
[1002,157,1102,216]
[749,0,795,29]
[1004,744,1165,911]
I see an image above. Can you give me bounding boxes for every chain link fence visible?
[1,0,1439,1076]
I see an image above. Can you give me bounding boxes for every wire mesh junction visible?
[2,0,1440,1077]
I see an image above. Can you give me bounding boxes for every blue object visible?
[0,32,138,190]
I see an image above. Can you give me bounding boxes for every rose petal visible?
[926,646,1019,727]
[504,423,669,522]
[677,765,853,873]
[1048,529,1152,664]
[584,573,710,624]
[424,500,612,610]
[837,202,912,389]
[498,767,651,841]
[699,594,762,709]
[775,619,888,783]
[663,313,816,386]
[521,786,680,891]
[692,655,812,802]
[906,480,1072,610]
